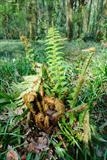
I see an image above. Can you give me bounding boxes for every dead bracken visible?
[23,87,65,133]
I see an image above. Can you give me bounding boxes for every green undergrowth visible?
[0,40,24,58]
[0,57,35,92]
[0,31,107,160]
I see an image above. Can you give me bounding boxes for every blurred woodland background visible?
[0,0,107,41]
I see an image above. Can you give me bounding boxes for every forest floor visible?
[0,39,107,160]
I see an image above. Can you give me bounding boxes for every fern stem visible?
[72,52,94,107]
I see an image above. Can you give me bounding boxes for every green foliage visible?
[70,51,95,107]
[0,1,106,41]
[0,40,24,58]
[45,27,67,98]
[79,45,107,106]
[0,57,34,92]
[0,1,27,39]
[0,37,106,160]
[34,40,46,63]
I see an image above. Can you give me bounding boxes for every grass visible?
[0,39,107,160]
[0,40,24,58]
[0,57,35,92]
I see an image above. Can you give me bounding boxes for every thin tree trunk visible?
[87,0,92,32]
[66,0,73,41]
[48,1,53,27]
[27,0,37,40]
[82,3,88,34]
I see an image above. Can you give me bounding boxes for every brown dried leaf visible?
[39,84,44,97]
[27,135,49,153]
[23,91,37,104]
[44,96,55,106]
[14,107,23,115]
[6,146,18,160]
[44,116,50,128]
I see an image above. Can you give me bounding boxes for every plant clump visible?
[23,87,65,133]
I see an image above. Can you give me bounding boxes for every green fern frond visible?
[69,51,95,107]
[45,27,67,99]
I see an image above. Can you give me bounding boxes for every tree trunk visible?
[27,0,37,40]
[87,0,92,32]
[81,3,88,34]
[66,0,73,41]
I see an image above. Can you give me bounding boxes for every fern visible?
[45,27,67,99]
[69,51,95,108]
